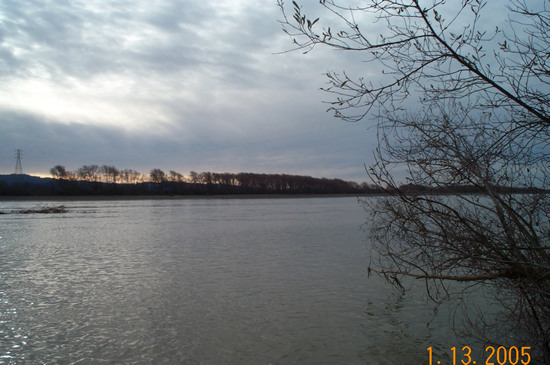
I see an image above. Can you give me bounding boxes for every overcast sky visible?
[0,0,386,181]
[0,0,515,182]
[0,0,380,181]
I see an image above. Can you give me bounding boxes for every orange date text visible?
[427,346,531,365]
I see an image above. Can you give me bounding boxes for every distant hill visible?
[0,174,57,196]
[0,174,55,186]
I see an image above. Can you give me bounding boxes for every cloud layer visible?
[0,1,375,181]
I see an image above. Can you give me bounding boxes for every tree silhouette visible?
[280,0,550,359]
[150,169,167,184]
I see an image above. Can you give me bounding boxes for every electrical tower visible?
[14,149,23,175]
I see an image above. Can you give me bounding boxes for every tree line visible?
[46,164,381,195]
[0,164,540,196]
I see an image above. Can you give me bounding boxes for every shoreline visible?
[0,193,371,202]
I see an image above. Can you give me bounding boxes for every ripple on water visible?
[0,198,473,364]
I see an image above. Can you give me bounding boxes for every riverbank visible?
[0,193,372,202]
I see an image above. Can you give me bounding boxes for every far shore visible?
[0,193,373,202]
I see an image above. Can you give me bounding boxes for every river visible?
[0,197,466,364]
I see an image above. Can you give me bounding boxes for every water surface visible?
[1,197,461,364]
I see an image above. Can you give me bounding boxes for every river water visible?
[0,197,466,364]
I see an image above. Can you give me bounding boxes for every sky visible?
[0,0,379,181]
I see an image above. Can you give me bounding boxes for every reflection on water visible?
[0,197,466,364]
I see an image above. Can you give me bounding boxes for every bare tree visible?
[169,170,184,183]
[150,169,167,184]
[128,169,142,184]
[220,172,237,186]
[199,171,213,185]
[280,0,550,359]
[77,165,99,182]
[189,171,200,184]
[99,165,119,184]
[50,165,68,179]
[369,101,550,354]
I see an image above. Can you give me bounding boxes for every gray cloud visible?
[0,0,378,182]
[0,109,372,181]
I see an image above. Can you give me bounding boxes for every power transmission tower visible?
[14,149,23,175]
